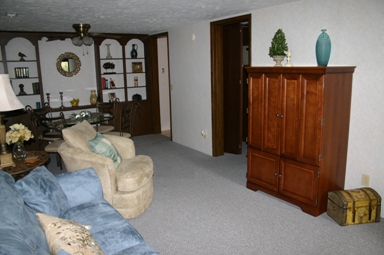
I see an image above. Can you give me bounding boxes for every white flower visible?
[5,123,34,145]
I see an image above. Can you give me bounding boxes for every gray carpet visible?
[128,134,384,255]
[47,134,383,254]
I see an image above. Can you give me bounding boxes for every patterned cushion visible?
[88,132,122,169]
[37,213,105,255]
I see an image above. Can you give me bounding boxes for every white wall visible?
[38,38,97,112]
[169,22,212,155]
[168,0,384,216]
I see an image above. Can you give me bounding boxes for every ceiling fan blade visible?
[45,24,121,43]
[90,33,121,39]
[46,35,74,42]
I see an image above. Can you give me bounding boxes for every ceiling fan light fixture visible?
[71,23,94,47]
[72,36,83,46]
[83,36,94,46]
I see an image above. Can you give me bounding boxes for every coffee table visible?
[2,151,50,180]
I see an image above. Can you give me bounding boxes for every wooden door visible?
[223,23,243,154]
[279,74,301,160]
[248,74,264,149]
[279,158,319,206]
[262,74,281,155]
[297,75,324,166]
[247,148,280,192]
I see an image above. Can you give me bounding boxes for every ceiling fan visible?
[46,23,120,46]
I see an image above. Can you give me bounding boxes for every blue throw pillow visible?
[15,166,70,217]
[55,167,103,208]
[88,132,122,169]
[0,170,50,253]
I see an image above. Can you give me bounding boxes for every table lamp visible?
[0,74,24,168]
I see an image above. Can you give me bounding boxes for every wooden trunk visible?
[327,188,381,226]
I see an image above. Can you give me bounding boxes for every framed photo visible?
[108,92,116,102]
[132,62,143,73]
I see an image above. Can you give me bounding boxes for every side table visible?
[1,151,50,180]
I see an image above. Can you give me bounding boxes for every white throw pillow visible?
[62,120,96,152]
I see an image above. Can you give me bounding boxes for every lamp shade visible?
[0,74,24,112]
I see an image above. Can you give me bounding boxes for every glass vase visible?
[13,141,27,161]
[316,29,331,66]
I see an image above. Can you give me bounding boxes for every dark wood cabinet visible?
[246,66,355,216]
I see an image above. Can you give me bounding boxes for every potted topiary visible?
[269,29,288,66]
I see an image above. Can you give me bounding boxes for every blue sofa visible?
[0,166,159,255]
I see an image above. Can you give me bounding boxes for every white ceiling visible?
[0,0,298,35]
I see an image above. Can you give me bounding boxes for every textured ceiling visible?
[0,0,298,35]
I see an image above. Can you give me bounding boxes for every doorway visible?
[148,33,172,139]
[157,37,171,137]
[210,14,251,156]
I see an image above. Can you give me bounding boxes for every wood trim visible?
[210,24,224,156]
[147,35,161,134]
[148,32,172,135]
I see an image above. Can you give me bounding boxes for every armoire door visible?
[247,148,280,192]
[297,74,324,166]
[262,73,281,155]
[248,73,264,150]
[279,158,319,206]
[279,74,301,160]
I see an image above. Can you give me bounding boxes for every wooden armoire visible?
[245,66,355,217]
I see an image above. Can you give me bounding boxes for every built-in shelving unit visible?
[97,37,147,102]
[1,31,154,137]
[2,37,42,108]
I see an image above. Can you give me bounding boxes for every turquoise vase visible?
[316,29,331,66]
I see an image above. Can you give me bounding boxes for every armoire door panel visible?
[298,75,324,166]
[279,158,319,206]
[248,74,264,149]
[263,74,281,155]
[247,148,279,192]
[280,74,301,160]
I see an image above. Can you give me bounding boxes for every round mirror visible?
[56,52,81,77]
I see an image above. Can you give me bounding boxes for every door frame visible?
[148,32,171,137]
[210,14,251,156]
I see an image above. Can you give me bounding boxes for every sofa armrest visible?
[104,134,136,159]
[56,167,103,208]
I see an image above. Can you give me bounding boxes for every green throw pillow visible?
[88,132,122,169]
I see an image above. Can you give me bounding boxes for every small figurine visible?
[110,78,116,88]
[18,84,27,95]
[18,52,26,61]
[134,76,138,87]
[284,50,293,67]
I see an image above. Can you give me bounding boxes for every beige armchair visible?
[58,120,153,219]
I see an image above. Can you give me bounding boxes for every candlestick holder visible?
[46,93,50,107]
[59,92,65,108]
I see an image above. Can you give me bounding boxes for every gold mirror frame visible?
[56,52,81,77]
